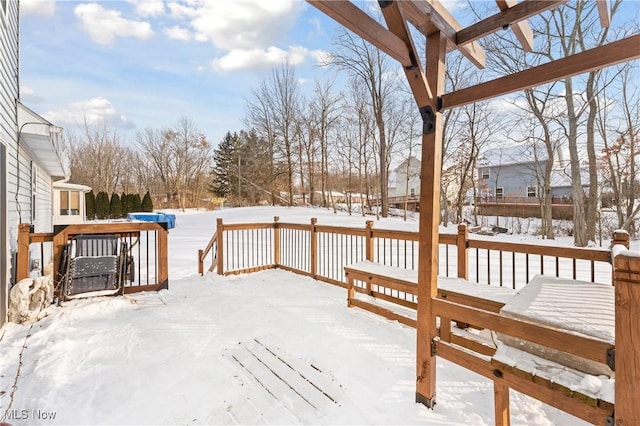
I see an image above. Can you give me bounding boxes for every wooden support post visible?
[347,273,354,307]
[439,317,452,342]
[310,218,317,278]
[365,220,374,262]
[274,216,280,267]
[216,218,224,275]
[16,223,31,282]
[157,225,169,290]
[613,248,640,425]
[416,30,446,409]
[52,228,68,293]
[612,229,630,249]
[493,381,510,426]
[457,223,468,280]
[198,249,204,276]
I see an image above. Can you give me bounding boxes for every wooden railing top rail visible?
[314,224,367,237]
[202,233,217,257]
[278,223,312,231]
[219,222,274,231]
[371,228,419,241]
[468,239,611,263]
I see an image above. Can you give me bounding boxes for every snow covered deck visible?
[0,269,590,425]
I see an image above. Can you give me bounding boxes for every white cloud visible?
[127,0,165,17]
[43,97,134,130]
[307,17,325,39]
[164,25,192,41]
[20,0,56,17]
[168,0,304,50]
[310,50,332,67]
[74,3,154,46]
[20,86,44,103]
[211,46,323,73]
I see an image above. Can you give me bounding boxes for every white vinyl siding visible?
[0,0,18,325]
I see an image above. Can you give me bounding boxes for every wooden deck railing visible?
[17,222,169,294]
[199,217,625,289]
[198,218,637,425]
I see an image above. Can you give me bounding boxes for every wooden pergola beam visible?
[495,0,534,51]
[379,1,434,108]
[307,0,413,67]
[441,33,640,110]
[597,0,610,28]
[457,0,567,48]
[398,0,486,69]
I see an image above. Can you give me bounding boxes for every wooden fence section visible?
[200,218,621,289]
[17,222,169,294]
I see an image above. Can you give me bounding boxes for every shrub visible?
[95,191,110,220]
[142,191,154,212]
[109,193,122,219]
[85,190,96,220]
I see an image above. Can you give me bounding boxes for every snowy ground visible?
[1,206,631,425]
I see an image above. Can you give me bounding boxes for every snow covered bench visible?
[344,260,516,351]
[344,259,633,425]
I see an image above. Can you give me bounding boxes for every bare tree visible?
[344,79,377,215]
[308,79,342,208]
[68,119,132,194]
[244,63,301,205]
[597,62,640,234]
[137,117,212,210]
[329,27,400,217]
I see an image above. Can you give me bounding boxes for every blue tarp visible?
[127,212,177,229]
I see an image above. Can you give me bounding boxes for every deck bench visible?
[345,260,619,424]
[344,260,515,336]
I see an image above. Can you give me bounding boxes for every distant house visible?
[476,144,585,219]
[1,3,70,325]
[388,156,421,211]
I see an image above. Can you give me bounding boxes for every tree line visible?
[67,0,638,245]
[85,191,153,220]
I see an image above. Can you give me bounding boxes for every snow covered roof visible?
[549,164,590,188]
[479,144,549,168]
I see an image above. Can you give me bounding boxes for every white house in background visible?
[1,1,70,326]
[53,182,91,225]
[388,156,421,211]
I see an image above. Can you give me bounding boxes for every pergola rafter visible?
[457,0,567,48]
[493,0,535,51]
[398,0,486,68]
[308,0,639,423]
[442,33,640,110]
[379,1,434,110]
[307,0,413,67]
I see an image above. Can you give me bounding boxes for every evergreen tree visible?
[141,191,154,212]
[211,131,241,197]
[95,191,110,220]
[132,193,142,212]
[109,193,122,219]
[121,192,130,218]
[85,190,96,220]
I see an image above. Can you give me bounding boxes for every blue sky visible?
[19,0,640,149]
[19,0,341,145]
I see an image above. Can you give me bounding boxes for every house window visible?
[495,187,504,198]
[410,188,415,198]
[480,168,490,179]
[527,186,537,198]
[60,190,80,216]
[31,164,37,222]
